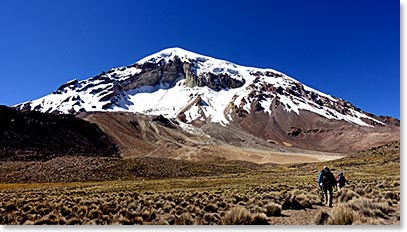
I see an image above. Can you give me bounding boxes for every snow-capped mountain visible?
[15,47,386,128]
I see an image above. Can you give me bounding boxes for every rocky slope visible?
[80,111,347,162]
[0,106,119,161]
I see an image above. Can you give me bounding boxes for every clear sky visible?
[0,0,400,118]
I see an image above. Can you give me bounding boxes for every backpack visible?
[320,172,329,185]
[320,170,336,187]
[337,173,345,186]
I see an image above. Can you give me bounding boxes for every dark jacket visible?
[320,170,336,188]
[337,174,347,187]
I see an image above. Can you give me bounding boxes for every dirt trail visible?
[269,205,331,225]
[269,202,400,225]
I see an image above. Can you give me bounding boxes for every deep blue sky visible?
[0,0,400,118]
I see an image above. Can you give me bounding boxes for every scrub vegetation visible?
[0,142,399,225]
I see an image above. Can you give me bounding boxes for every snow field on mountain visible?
[15,47,385,127]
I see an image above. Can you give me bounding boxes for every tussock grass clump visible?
[118,215,132,225]
[264,203,281,217]
[141,210,152,221]
[251,205,265,214]
[346,197,392,219]
[252,213,270,225]
[37,206,51,216]
[384,191,399,201]
[221,206,253,225]
[327,205,355,225]
[204,203,219,213]
[294,193,312,208]
[154,200,163,209]
[282,190,311,210]
[232,195,244,204]
[346,198,370,214]
[87,208,100,220]
[77,205,88,217]
[375,181,385,189]
[60,206,72,218]
[163,202,174,213]
[337,189,360,203]
[216,201,227,209]
[347,198,388,221]
[58,217,67,225]
[174,213,196,225]
[21,204,31,213]
[23,220,35,225]
[203,212,220,224]
[261,192,280,202]
[314,210,330,225]
[352,216,385,225]
[133,216,143,225]
[34,214,59,225]
[307,193,323,205]
[391,180,400,187]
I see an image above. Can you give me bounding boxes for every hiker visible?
[317,172,323,191]
[336,171,348,190]
[318,166,337,207]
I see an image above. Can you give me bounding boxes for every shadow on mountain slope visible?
[0,106,119,161]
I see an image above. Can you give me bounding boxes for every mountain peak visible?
[137,47,208,64]
[155,47,199,56]
[14,48,390,128]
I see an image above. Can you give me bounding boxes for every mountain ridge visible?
[13,47,399,153]
[14,47,393,126]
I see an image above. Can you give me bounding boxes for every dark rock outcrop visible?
[0,106,119,161]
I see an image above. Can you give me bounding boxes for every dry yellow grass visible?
[0,142,400,225]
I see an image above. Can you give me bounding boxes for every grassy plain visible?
[0,142,399,225]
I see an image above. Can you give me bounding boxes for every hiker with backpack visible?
[317,172,323,191]
[336,172,348,190]
[318,166,337,207]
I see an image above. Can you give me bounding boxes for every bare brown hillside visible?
[229,100,400,152]
[81,111,343,163]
